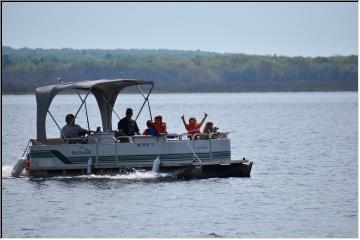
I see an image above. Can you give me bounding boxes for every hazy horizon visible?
[2,2,358,57]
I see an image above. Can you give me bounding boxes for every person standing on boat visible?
[181,113,208,136]
[117,108,140,136]
[60,114,90,139]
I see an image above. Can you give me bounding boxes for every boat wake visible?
[2,165,27,179]
[2,166,174,181]
[2,163,175,181]
[63,170,171,180]
[29,170,176,182]
[2,165,14,178]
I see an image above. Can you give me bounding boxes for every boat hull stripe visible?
[30,150,231,164]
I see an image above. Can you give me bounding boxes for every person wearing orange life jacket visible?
[143,120,160,136]
[181,112,208,137]
[153,115,167,135]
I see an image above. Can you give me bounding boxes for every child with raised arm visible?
[181,112,208,136]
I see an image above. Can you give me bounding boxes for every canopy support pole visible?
[47,110,62,131]
[74,89,91,119]
[135,84,153,121]
[76,89,91,131]
[100,94,121,120]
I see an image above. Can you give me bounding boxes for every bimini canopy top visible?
[35,79,154,140]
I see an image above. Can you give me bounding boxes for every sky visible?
[2,2,358,57]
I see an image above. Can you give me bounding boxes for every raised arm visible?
[181,114,187,128]
[199,112,208,127]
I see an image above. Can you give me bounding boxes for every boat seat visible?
[31,138,65,145]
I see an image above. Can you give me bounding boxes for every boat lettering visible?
[196,145,208,150]
[72,147,92,155]
[137,143,154,147]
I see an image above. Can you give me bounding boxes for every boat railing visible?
[29,131,230,146]
[31,137,93,145]
[177,132,229,141]
[31,138,66,145]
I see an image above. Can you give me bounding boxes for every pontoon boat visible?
[11,79,253,179]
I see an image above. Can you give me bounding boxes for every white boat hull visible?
[26,134,237,177]
[22,79,253,179]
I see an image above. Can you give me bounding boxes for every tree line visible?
[2,46,358,93]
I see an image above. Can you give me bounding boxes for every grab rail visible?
[21,139,32,158]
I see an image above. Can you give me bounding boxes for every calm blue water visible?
[2,92,358,237]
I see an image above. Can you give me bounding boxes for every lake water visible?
[2,92,358,237]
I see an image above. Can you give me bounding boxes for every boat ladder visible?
[21,139,32,159]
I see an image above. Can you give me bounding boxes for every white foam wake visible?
[2,165,170,180]
[49,170,169,180]
[83,171,168,180]
[151,156,161,173]
[2,165,14,178]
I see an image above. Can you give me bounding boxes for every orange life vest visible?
[186,123,201,135]
[154,122,167,134]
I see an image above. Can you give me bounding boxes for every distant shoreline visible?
[3,47,357,94]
